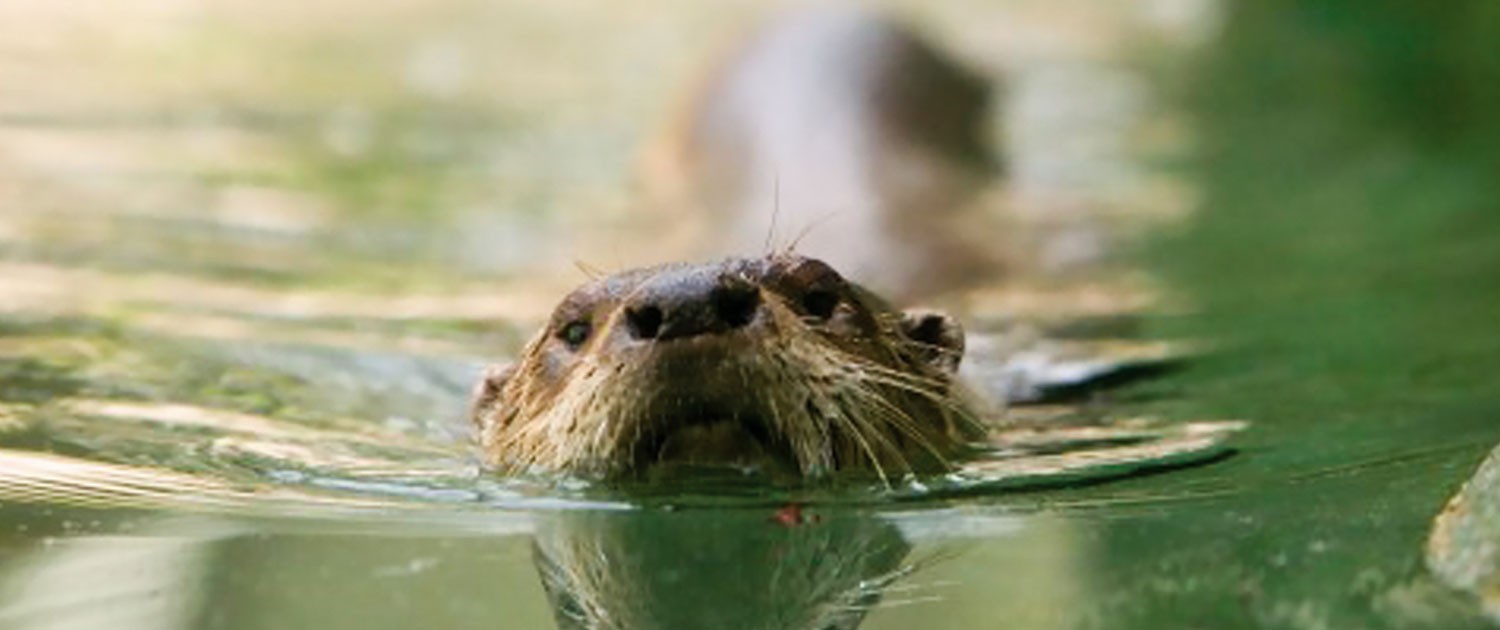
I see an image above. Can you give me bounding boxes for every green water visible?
[1089,2,1500,626]
[4,1,1500,628]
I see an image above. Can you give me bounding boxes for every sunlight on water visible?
[0,395,1243,520]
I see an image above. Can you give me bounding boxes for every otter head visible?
[469,254,982,481]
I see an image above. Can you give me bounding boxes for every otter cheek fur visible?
[468,254,984,481]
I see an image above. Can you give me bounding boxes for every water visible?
[4,1,1500,628]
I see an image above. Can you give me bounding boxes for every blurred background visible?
[3,0,1500,628]
[0,0,1210,314]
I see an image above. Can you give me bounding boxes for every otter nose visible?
[624,271,761,341]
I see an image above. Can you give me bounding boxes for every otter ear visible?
[899,309,965,374]
[468,363,516,428]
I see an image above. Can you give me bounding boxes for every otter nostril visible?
[712,282,760,329]
[626,305,664,340]
[802,290,839,320]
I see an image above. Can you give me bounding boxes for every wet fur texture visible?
[470,254,983,480]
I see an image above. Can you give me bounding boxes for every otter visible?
[469,253,984,480]
[642,5,1001,299]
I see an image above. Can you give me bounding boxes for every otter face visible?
[469,254,981,480]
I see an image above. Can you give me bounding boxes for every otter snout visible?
[623,269,761,342]
[473,254,983,477]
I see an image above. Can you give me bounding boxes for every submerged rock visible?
[1427,443,1500,621]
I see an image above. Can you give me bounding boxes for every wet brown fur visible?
[470,253,984,480]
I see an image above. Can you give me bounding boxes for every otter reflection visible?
[532,507,914,630]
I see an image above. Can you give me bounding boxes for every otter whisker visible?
[847,359,952,390]
[820,392,890,483]
[783,209,845,256]
[854,386,953,470]
[573,259,607,280]
[830,387,915,483]
[858,373,961,417]
[849,362,983,433]
[844,388,924,476]
[764,173,782,254]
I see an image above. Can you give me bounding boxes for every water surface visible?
[3,1,1499,628]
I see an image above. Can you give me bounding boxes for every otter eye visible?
[558,320,591,349]
[802,290,839,320]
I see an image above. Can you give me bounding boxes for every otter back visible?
[646,6,1001,299]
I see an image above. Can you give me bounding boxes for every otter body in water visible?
[645,5,1000,298]
[470,254,983,480]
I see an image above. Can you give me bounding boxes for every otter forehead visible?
[546,254,880,330]
[558,255,845,303]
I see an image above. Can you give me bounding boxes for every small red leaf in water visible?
[770,502,814,527]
